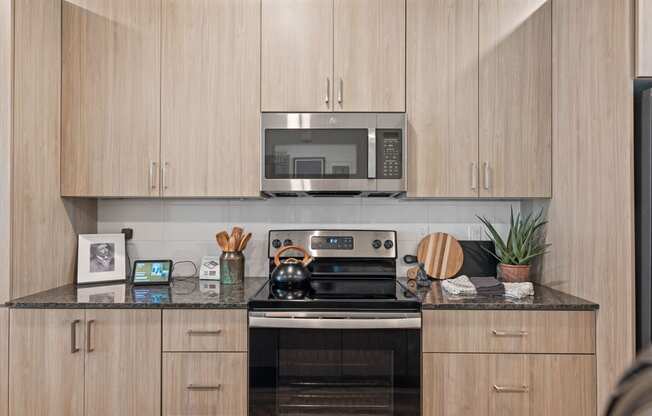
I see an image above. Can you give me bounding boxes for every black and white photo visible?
[77,234,126,284]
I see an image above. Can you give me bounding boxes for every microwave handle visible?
[368,128,376,179]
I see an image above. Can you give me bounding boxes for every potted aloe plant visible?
[477,208,550,282]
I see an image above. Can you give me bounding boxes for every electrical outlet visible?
[469,224,484,240]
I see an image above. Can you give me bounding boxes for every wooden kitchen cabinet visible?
[334,0,405,112]
[84,309,161,416]
[261,0,405,113]
[161,0,260,197]
[423,353,596,416]
[9,309,161,416]
[0,309,8,416]
[61,0,161,197]
[163,309,248,352]
[9,309,85,416]
[478,0,552,198]
[407,0,479,197]
[262,0,333,112]
[163,353,247,416]
[637,0,652,77]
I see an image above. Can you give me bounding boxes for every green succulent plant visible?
[477,207,550,265]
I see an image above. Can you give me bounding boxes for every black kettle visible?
[271,245,312,288]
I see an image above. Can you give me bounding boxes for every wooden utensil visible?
[416,232,464,279]
[216,231,229,251]
[228,235,237,252]
[238,232,252,251]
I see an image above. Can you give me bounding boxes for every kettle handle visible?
[274,245,312,267]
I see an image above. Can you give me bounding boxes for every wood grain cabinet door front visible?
[84,309,162,416]
[9,309,85,416]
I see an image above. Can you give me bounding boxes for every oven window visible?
[264,129,368,179]
[250,329,420,416]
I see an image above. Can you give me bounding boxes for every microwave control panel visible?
[377,129,402,179]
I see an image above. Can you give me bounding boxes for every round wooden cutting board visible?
[416,232,464,279]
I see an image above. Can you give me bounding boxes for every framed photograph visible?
[77,234,126,285]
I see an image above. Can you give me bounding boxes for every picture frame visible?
[77,234,126,285]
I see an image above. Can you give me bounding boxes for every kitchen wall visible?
[98,199,518,277]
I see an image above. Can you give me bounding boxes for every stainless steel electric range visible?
[249,230,421,416]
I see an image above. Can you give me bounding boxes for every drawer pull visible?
[187,384,222,391]
[491,329,528,337]
[187,330,222,336]
[493,384,529,393]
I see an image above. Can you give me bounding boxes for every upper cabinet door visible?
[637,0,652,77]
[407,0,479,198]
[334,0,406,112]
[84,310,161,416]
[261,0,333,112]
[479,0,552,198]
[161,0,260,197]
[61,0,161,197]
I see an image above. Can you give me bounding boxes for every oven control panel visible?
[311,236,354,250]
[269,230,396,259]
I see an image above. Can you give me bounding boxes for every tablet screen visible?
[133,261,172,284]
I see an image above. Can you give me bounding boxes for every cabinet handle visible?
[337,78,343,104]
[149,161,157,190]
[162,162,169,191]
[483,161,490,190]
[187,329,222,336]
[491,329,528,337]
[493,385,529,393]
[471,162,477,190]
[187,384,222,391]
[87,319,95,352]
[325,77,330,105]
[70,319,80,353]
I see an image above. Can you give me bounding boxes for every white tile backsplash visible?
[98,198,519,277]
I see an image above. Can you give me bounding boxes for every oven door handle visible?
[249,312,421,329]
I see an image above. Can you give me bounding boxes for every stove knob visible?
[384,240,394,250]
[272,239,282,249]
[283,239,293,247]
[372,239,382,249]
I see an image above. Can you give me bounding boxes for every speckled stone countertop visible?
[7,277,268,309]
[7,276,598,311]
[402,278,599,310]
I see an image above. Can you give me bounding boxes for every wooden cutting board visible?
[416,232,464,279]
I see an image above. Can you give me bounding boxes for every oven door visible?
[262,113,377,193]
[249,311,421,416]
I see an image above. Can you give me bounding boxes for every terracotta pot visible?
[498,263,531,282]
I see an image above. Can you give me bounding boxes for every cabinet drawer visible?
[163,353,247,416]
[422,353,596,416]
[163,309,247,352]
[422,310,595,354]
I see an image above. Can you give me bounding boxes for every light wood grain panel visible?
[0,0,11,304]
[163,353,247,416]
[9,309,85,416]
[423,353,595,416]
[262,0,333,112]
[0,308,7,416]
[334,0,405,112]
[84,309,161,416]
[162,0,260,197]
[637,0,652,77]
[163,309,247,352]
[479,0,551,198]
[407,0,478,198]
[530,0,635,410]
[62,0,161,197]
[12,0,97,299]
[422,310,595,354]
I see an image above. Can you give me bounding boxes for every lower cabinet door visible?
[84,309,161,416]
[9,309,85,416]
[163,352,247,416]
[423,353,596,416]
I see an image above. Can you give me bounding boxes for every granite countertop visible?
[7,277,268,309]
[402,278,599,311]
[7,276,598,311]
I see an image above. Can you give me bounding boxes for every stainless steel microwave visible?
[261,113,406,197]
